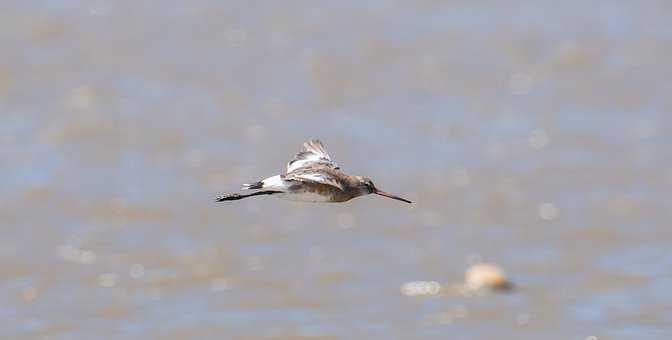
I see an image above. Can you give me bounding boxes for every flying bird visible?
[216,139,412,204]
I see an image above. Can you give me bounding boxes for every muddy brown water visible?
[1,1,671,339]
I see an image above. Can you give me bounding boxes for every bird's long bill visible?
[374,190,412,204]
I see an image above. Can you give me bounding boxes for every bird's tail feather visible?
[242,181,263,190]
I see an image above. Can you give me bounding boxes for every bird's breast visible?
[281,184,354,203]
[277,192,336,202]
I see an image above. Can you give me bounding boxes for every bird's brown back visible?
[282,166,362,202]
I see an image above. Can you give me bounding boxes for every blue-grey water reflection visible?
[1,1,671,339]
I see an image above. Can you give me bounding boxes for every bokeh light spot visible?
[539,202,559,220]
[508,73,534,95]
[98,273,119,288]
[528,129,550,149]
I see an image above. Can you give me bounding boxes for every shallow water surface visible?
[1,1,671,339]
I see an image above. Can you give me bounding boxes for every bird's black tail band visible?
[241,181,263,190]
[215,190,281,202]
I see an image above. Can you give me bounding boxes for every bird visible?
[215,139,412,204]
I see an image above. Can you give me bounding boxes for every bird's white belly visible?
[278,192,333,203]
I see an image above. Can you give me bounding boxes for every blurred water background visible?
[1,1,672,339]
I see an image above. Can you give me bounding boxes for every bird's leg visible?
[215,190,282,202]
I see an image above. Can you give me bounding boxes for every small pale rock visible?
[465,263,512,291]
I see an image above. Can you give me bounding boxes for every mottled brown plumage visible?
[216,139,411,204]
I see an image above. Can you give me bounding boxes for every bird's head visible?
[354,176,412,204]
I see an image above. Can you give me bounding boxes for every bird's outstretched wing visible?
[286,139,339,173]
[283,166,345,191]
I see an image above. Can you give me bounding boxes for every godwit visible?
[216,139,412,204]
